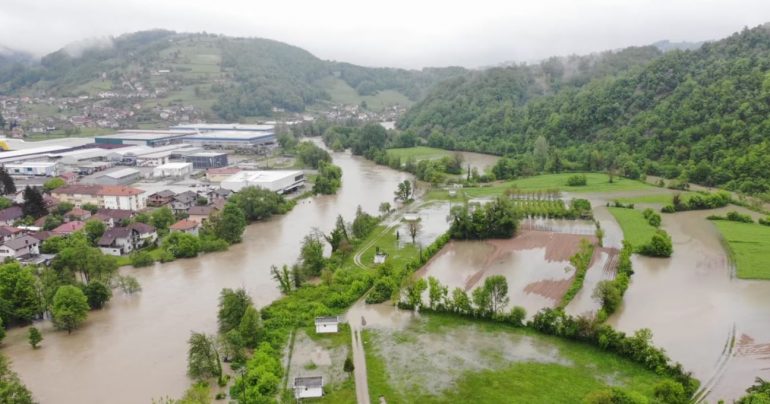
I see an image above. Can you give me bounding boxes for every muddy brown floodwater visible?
[1,151,411,404]
[416,230,598,315]
[589,198,770,401]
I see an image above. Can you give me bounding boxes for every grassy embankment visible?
[607,207,659,248]
[427,173,655,201]
[364,313,668,403]
[713,221,770,280]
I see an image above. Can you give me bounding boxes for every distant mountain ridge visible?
[0,30,467,118]
[399,24,770,195]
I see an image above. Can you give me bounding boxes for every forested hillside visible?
[400,24,770,195]
[0,30,465,118]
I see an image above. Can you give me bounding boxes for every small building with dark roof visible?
[293,376,324,399]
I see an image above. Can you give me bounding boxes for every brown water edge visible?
[2,151,413,404]
[415,230,597,316]
[602,205,770,401]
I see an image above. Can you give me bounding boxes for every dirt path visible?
[351,326,371,404]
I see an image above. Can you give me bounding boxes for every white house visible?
[153,162,193,178]
[97,227,138,256]
[293,376,323,399]
[315,316,340,334]
[98,186,147,211]
[0,236,40,259]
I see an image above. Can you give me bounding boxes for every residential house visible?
[209,187,232,200]
[128,222,158,248]
[0,236,40,260]
[97,227,139,256]
[65,207,92,222]
[187,205,218,224]
[170,191,197,214]
[51,184,102,207]
[0,226,23,243]
[147,190,175,207]
[98,186,147,211]
[29,231,54,243]
[51,221,85,236]
[293,377,323,399]
[89,213,115,228]
[169,219,199,235]
[0,206,23,226]
[96,209,134,226]
[59,171,78,184]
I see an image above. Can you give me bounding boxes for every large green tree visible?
[0,263,43,325]
[214,203,247,244]
[217,288,253,334]
[22,186,47,218]
[51,285,90,334]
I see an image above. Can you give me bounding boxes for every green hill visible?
[399,24,770,195]
[0,30,466,118]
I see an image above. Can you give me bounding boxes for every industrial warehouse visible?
[0,122,308,218]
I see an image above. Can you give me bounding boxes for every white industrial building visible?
[170,123,274,132]
[221,170,304,193]
[87,168,143,185]
[153,162,193,178]
[136,150,172,167]
[52,148,107,165]
[4,161,59,177]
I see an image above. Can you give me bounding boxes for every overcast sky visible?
[1,0,769,68]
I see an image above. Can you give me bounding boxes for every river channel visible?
[2,150,411,404]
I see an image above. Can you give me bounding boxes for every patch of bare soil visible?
[524,278,575,301]
[736,334,770,359]
[487,230,597,263]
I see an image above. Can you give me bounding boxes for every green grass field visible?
[713,221,770,279]
[425,173,654,201]
[386,146,453,161]
[608,207,659,248]
[365,313,668,403]
[316,77,413,112]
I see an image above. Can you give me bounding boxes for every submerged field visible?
[386,146,454,161]
[713,221,770,279]
[607,207,659,248]
[364,313,668,403]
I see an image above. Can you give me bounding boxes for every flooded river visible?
[2,151,411,404]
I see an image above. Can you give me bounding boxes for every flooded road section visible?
[599,205,770,401]
[415,230,598,316]
[2,151,411,404]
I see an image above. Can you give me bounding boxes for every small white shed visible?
[315,316,339,334]
[374,251,387,264]
[294,376,323,399]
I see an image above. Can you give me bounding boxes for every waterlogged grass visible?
[615,191,698,205]
[386,146,453,161]
[365,313,667,403]
[608,207,658,249]
[713,221,770,279]
[358,225,419,269]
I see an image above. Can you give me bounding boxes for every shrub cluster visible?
[567,174,588,186]
[662,191,730,213]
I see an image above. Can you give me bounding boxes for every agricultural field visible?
[364,313,669,403]
[713,221,770,279]
[316,77,413,112]
[607,207,659,248]
[614,191,698,205]
[465,173,654,198]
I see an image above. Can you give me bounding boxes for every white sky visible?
[1,0,769,68]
